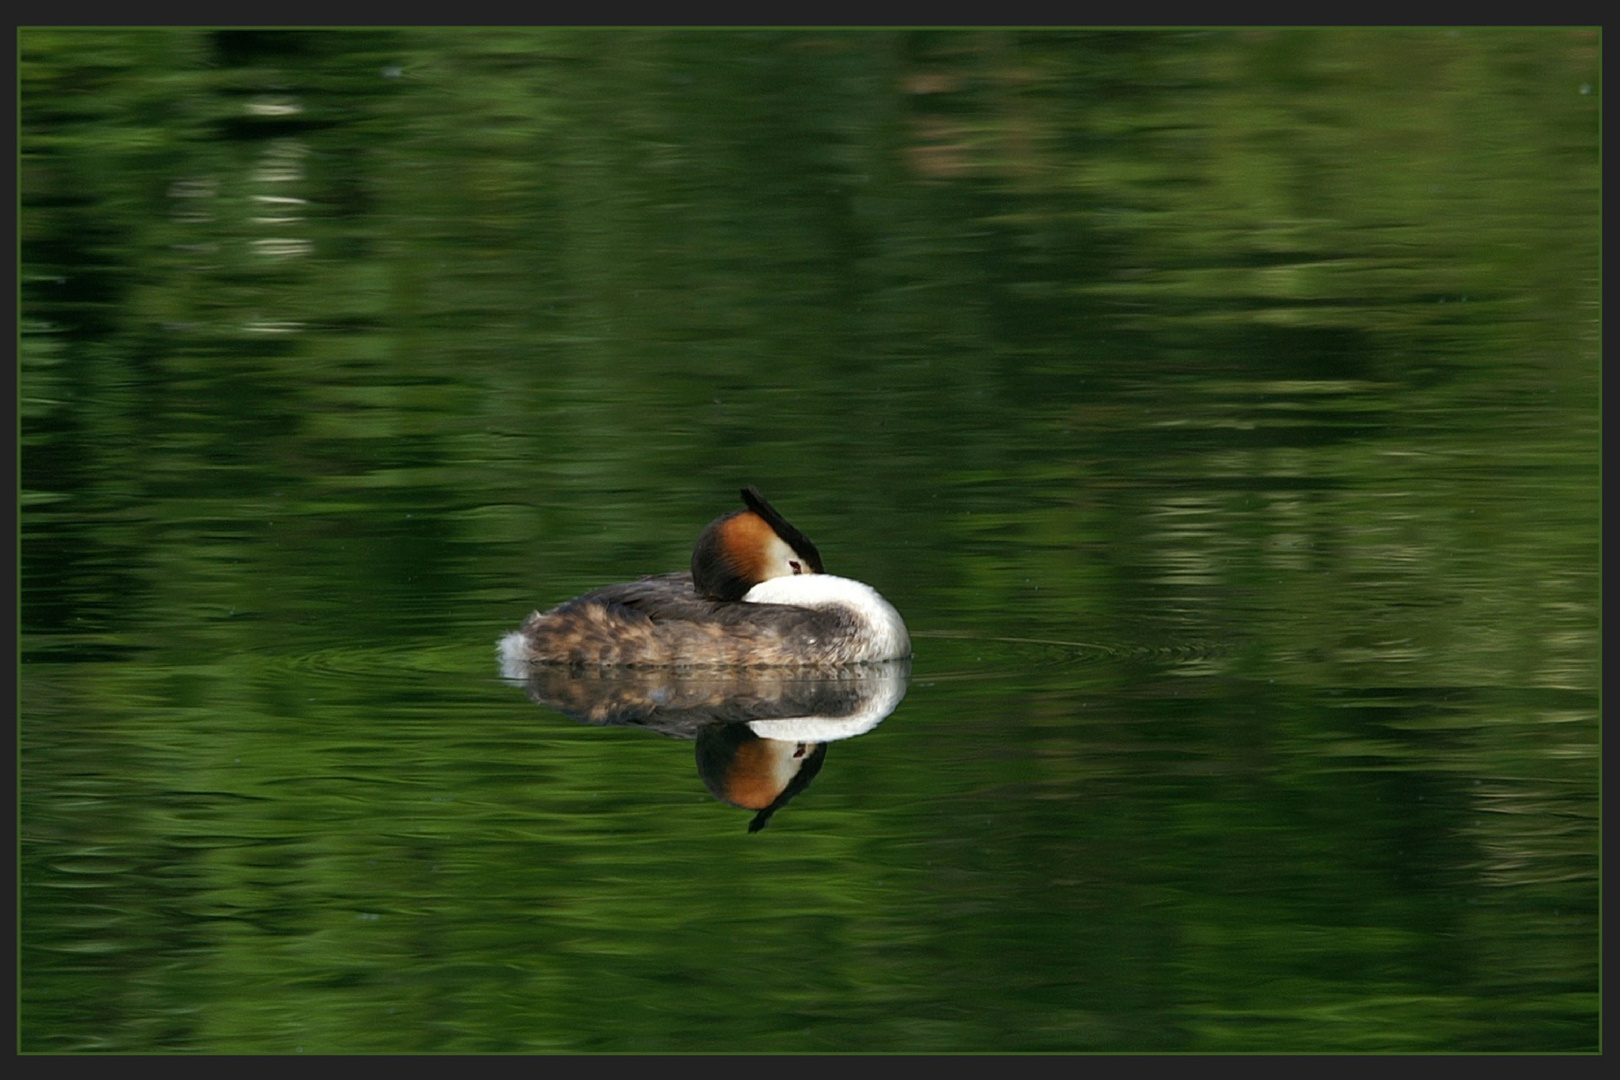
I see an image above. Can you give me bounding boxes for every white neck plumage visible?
[742,573,912,661]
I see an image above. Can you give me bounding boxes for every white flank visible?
[497,629,532,679]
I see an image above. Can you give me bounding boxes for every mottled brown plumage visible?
[513,571,865,667]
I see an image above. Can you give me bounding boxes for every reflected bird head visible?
[695,722,828,833]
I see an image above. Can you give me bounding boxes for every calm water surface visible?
[20,29,1599,1053]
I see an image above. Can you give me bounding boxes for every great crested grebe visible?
[499,487,911,668]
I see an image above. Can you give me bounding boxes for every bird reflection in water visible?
[501,660,909,831]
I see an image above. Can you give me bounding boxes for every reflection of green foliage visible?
[21,29,1597,1051]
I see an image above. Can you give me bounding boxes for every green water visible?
[19,29,1599,1053]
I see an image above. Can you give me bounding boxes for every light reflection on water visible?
[20,28,1597,1052]
[505,661,911,833]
